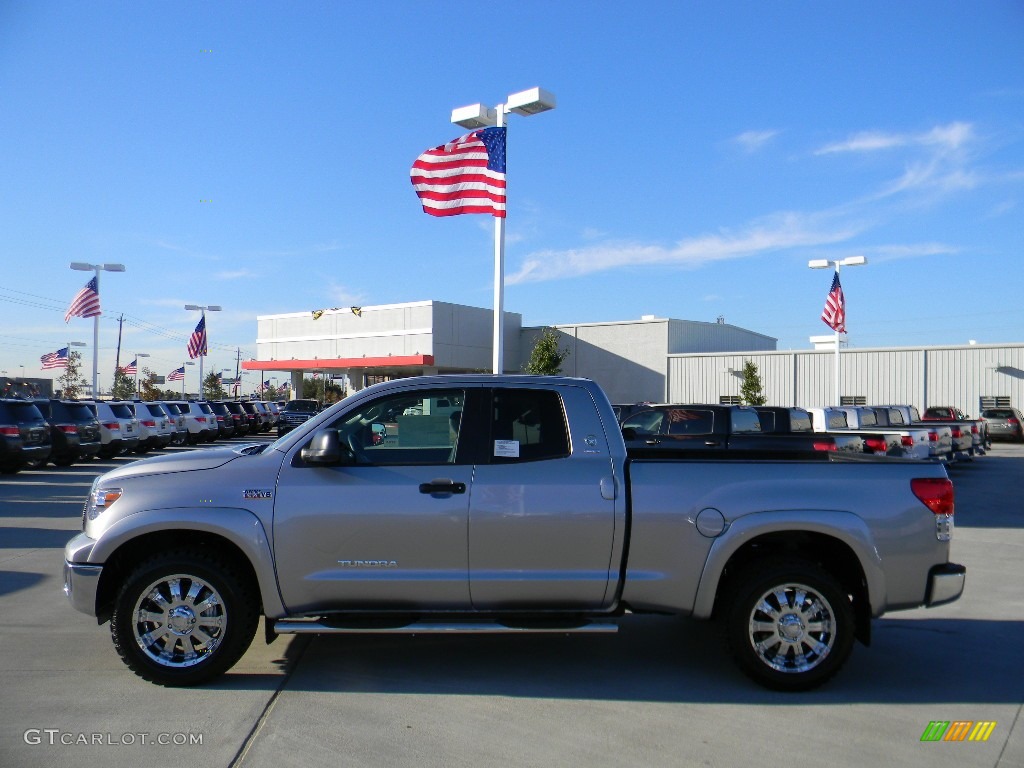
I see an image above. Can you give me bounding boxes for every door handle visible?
[419,480,467,495]
[705,440,720,447]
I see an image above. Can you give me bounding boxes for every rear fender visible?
[691,509,885,619]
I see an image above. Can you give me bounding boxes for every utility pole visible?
[235,347,241,399]
[115,313,124,372]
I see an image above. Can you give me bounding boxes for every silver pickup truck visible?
[63,375,965,692]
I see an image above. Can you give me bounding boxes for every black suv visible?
[220,401,250,437]
[277,399,321,436]
[0,400,52,473]
[207,401,236,439]
[35,399,102,466]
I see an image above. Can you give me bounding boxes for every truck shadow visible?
[216,614,1024,704]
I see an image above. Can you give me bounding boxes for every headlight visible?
[86,485,123,521]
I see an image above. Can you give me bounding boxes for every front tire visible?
[723,559,854,691]
[110,550,259,686]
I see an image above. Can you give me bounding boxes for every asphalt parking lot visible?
[1,441,1021,768]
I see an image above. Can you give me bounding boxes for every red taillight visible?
[196,416,206,423]
[901,435,914,447]
[1008,418,1020,425]
[970,424,979,434]
[0,425,19,436]
[58,424,78,434]
[141,420,156,427]
[911,477,954,516]
[103,421,120,431]
[928,432,938,442]
[812,441,837,451]
[865,437,887,452]
[216,415,224,423]
[231,414,241,422]
[950,427,962,438]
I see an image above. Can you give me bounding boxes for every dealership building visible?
[244,300,1023,416]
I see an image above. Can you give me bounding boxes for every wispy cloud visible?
[508,213,860,284]
[814,122,974,155]
[325,280,364,307]
[733,130,780,153]
[862,242,960,263]
[215,269,258,280]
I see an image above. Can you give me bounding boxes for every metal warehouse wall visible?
[523,317,778,404]
[667,343,1024,414]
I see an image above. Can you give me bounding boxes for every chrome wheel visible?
[747,582,836,675]
[132,573,227,668]
[724,559,854,691]
[111,550,259,685]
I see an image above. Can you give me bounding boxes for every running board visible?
[274,619,619,635]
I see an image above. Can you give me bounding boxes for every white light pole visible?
[134,353,150,397]
[70,262,126,398]
[451,87,556,373]
[184,304,221,398]
[809,255,868,406]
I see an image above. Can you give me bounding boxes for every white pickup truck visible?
[64,375,965,692]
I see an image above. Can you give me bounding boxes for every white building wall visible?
[668,343,1024,414]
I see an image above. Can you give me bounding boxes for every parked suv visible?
[159,401,188,445]
[169,400,218,443]
[277,399,321,436]
[132,401,175,453]
[220,401,250,437]
[88,401,140,458]
[35,399,102,466]
[981,408,1024,442]
[207,401,235,439]
[0,399,51,473]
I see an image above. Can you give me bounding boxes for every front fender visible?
[690,509,886,619]
[87,506,286,619]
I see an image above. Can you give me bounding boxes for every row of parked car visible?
[0,397,315,473]
[614,401,1005,463]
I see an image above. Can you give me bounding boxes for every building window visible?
[840,395,866,406]
[719,395,741,405]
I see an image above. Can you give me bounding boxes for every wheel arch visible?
[91,509,284,623]
[692,512,884,645]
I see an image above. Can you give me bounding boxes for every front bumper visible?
[63,533,101,616]
[63,561,102,616]
[925,562,966,607]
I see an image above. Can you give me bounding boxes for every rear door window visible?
[490,388,570,463]
[664,409,714,435]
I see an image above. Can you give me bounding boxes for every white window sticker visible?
[494,440,520,458]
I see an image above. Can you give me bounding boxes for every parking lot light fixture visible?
[70,262,126,397]
[449,86,557,374]
[808,256,869,405]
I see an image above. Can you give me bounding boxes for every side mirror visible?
[300,429,352,466]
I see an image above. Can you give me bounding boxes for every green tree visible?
[57,350,89,399]
[139,369,162,401]
[739,360,766,406]
[203,372,227,401]
[301,376,343,403]
[523,328,570,375]
[110,368,135,400]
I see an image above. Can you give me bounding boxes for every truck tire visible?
[723,559,854,691]
[110,550,259,686]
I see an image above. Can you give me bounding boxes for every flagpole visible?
[92,269,100,397]
[834,265,841,407]
[493,105,507,374]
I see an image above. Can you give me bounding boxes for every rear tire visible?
[722,559,854,691]
[110,549,259,686]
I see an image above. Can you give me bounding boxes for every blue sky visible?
[2,1,1022,391]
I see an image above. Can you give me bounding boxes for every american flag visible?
[821,272,846,333]
[121,359,138,375]
[187,316,207,358]
[168,366,185,382]
[410,127,507,217]
[40,347,69,370]
[64,277,101,322]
